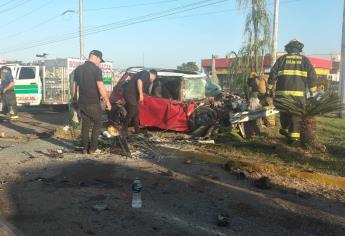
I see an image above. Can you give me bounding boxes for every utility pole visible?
[79,0,84,59]
[142,52,145,67]
[340,0,345,118]
[271,0,280,66]
[211,54,219,85]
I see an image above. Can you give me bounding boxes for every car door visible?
[14,66,42,106]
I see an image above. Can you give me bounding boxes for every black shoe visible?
[287,139,300,147]
[279,129,288,137]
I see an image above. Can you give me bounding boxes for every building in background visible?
[202,54,340,88]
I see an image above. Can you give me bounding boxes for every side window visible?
[18,67,36,80]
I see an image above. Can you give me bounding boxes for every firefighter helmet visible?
[285,39,304,52]
[249,72,258,78]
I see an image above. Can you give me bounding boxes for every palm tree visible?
[274,93,345,149]
[227,0,271,93]
[237,0,271,73]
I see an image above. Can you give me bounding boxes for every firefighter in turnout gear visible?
[267,39,317,144]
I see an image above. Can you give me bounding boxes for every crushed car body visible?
[110,67,278,138]
[123,67,222,132]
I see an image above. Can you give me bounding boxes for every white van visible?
[1,64,42,106]
[1,58,115,107]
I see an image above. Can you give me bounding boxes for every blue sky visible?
[0,0,343,69]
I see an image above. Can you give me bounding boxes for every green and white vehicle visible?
[1,58,114,107]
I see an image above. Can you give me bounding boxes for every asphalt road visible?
[0,107,344,236]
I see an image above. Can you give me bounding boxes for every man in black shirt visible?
[122,69,157,134]
[72,50,111,154]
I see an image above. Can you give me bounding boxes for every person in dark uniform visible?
[72,50,112,154]
[122,69,158,134]
[267,39,317,144]
[0,66,18,120]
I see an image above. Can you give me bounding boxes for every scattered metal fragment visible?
[160,170,173,177]
[32,177,55,184]
[46,149,64,158]
[22,151,36,159]
[92,203,108,212]
[234,170,247,180]
[296,190,312,199]
[217,213,230,227]
[36,131,54,139]
[253,176,272,190]
[197,140,215,144]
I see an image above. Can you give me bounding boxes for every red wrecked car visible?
[111,67,222,132]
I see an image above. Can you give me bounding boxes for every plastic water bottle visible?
[131,178,142,208]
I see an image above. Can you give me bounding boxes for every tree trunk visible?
[300,117,316,148]
[252,4,259,72]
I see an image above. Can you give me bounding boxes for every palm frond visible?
[274,93,345,118]
[306,93,345,117]
[274,96,306,117]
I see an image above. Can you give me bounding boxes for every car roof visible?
[125,67,205,78]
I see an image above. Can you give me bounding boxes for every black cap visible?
[89,50,105,63]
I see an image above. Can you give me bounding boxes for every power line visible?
[0,0,14,8]
[0,0,228,54]
[84,0,181,11]
[0,0,184,41]
[0,0,308,54]
[0,0,33,14]
[0,0,191,43]
[82,0,215,32]
[1,0,53,28]
[154,0,304,21]
[0,13,61,41]
[76,0,301,36]
[1,0,217,49]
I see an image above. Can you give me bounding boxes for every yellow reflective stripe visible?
[309,86,317,93]
[268,84,274,90]
[289,132,300,138]
[286,55,302,59]
[276,90,304,96]
[278,70,308,77]
[315,68,330,76]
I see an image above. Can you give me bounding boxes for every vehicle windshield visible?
[183,76,222,101]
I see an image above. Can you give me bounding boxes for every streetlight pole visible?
[272,0,280,66]
[79,0,84,60]
[339,0,345,118]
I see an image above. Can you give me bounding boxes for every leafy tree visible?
[4,60,23,64]
[177,62,199,72]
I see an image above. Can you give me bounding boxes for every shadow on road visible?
[0,157,344,236]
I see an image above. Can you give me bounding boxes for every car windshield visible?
[183,76,222,101]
